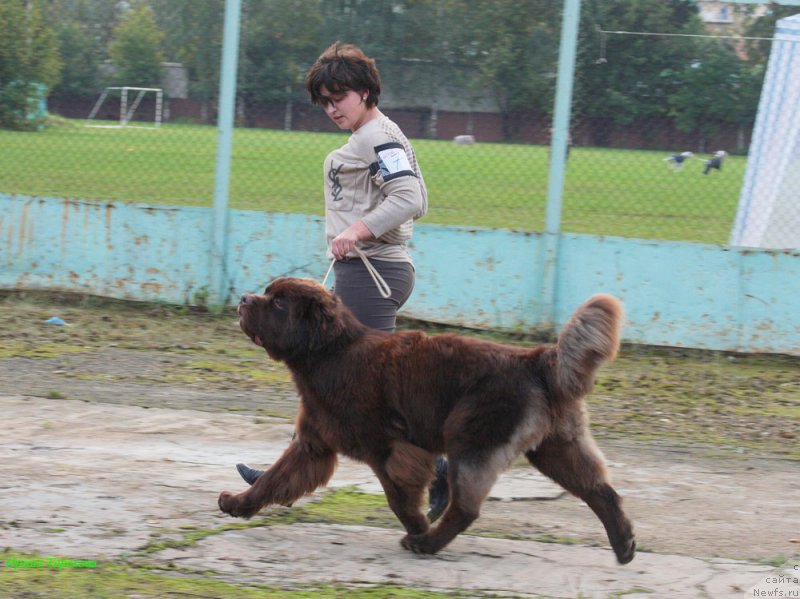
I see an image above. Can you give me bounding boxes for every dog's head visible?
[238,277,356,362]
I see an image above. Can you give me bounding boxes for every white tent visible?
[730,13,800,249]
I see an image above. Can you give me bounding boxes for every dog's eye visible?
[272,297,286,311]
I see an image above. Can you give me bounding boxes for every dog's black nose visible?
[240,294,251,305]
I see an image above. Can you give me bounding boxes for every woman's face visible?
[318,86,370,131]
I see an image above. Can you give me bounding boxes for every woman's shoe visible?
[427,457,449,523]
[236,463,264,485]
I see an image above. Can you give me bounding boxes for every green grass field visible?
[0,118,745,244]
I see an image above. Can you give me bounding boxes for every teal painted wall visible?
[3,194,800,355]
[2,196,213,304]
[555,235,800,354]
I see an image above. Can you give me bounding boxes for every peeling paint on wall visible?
[2,194,800,355]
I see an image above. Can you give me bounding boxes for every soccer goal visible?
[85,87,163,129]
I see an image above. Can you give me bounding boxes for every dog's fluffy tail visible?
[553,294,623,401]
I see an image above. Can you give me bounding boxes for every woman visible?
[308,41,427,331]
[236,42,449,521]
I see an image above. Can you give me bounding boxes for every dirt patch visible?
[2,290,797,456]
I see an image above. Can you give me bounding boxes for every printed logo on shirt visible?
[328,161,344,202]
[373,142,414,181]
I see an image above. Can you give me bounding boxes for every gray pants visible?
[332,259,415,332]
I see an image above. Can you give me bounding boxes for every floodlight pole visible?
[541,0,581,331]
[210,0,242,308]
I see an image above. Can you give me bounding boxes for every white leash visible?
[322,258,336,289]
[321,247,392,299]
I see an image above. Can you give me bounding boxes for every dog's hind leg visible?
[526,433,636,564]
[372,441,435,536]
[400,393,539,555]
[218,436,336,519]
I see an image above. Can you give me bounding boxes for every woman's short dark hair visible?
[305,42,381,108]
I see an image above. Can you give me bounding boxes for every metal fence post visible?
[210,0,242,308]
[542,0,581,328]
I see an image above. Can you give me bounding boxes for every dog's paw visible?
[218,491,258,519]
[218,491,238,515]
[400,533,441,555]
[614,536,636,565]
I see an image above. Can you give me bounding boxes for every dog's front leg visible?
[218,438,336,519]
[371,440,436,536]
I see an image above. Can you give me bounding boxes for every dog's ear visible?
[299,290,347,351]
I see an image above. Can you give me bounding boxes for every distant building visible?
[697,1,768,34]
[161,62,188,100]
[697,1,769,59]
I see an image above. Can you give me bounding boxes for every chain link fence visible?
[564,11,800,247]
[2,1,798,249]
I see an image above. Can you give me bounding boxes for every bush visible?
[0,81,48,131]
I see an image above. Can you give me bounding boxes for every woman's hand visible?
[331,221,375,259]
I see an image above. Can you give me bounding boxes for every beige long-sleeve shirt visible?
[323,115,428,262]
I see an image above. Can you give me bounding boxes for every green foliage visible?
[666,40,764,138]
[24,0,790,144]
[742,4,800,66]
[150,0,224,110]
[51,17,102,100]
[239,0,323,109]
[17,0,63,89]
[572,0,784,147]
[0,0,62,130]
[51,0,126,55]
[576,0,706,128]
[310,0,560,137]
[0,549,462,599]
[317,0,425,59]
[108,4,165,87]
[452,0,560,117]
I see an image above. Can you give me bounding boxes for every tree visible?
[56,0,130,59]
[742,3,800,66]
[398,0,478,138]
[315,0,450,136]
[239,0,323,127]
[51,19,101,100]
[40,0,132,99]
[317,0,411,60]
[0,0,62,130]
[574,0,705,144]
[312,0,560,140]
[108,4,165,87]
[450,0,560,138]
[150,0,224,122]
[666,40,764,151]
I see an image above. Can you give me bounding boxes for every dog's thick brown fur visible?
[219,277,636,563]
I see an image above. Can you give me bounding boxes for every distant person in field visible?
[664,151,693,171]
[703,151,727,174]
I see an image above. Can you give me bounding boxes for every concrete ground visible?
[2,394,797,598]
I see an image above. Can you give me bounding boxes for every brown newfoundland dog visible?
[219,277,635,563]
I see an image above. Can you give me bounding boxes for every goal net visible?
[85,87,163,129]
